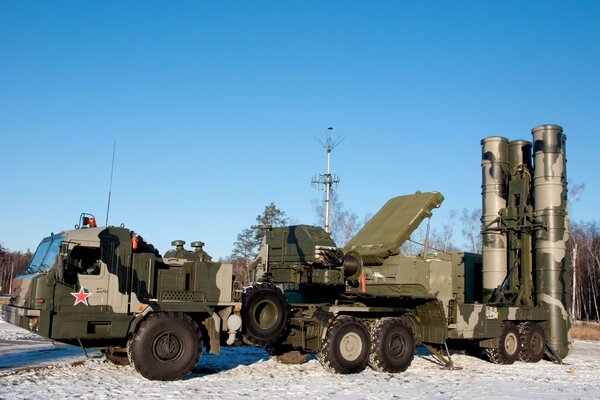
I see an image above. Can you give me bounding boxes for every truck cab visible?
[3,215,243,380]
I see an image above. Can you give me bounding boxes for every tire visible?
[242,283,288,346]
[268,344,310,365]
[317,316,370,374]
[519,322,546,363]
[127,312,201,381]
[369,318,415,373]
[102,348,130,366]
[486,321,520,365]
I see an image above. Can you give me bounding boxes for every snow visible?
[1,319,599,399]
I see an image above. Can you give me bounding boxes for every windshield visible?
[25,234,65,274]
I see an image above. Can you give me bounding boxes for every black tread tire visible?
[242,283,288,346]
[519,322,546,363]
[486,321,520,365]
[127,312,201,381]
[102,349,130,366]
[316,316,370,374]
[268,344,310,365]
[369,317,415,373]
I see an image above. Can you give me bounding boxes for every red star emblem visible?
[71,287,92,306]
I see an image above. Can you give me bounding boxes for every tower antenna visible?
[105,140,116,227]
[311,127,343,235]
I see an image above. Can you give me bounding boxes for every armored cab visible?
[3,219,243,381]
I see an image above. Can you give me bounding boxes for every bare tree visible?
[568,182,586,210]
[442,210,457,252]
[399,214,459,256]
[312,191,363,246]
[569,220,600,321]
[460,208,482,254]
[400,223,433,255]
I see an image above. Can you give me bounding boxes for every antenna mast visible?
[312,127,343,235]
[105,140,116,227]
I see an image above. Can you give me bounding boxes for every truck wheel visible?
[102,348,130,366]
[486,321,520,365]
[127,312,201,381]
[242,283,288,345]
[369,318,415,373]
[317,316,370,374]
[519,322,546,363]
[268,344,310,365]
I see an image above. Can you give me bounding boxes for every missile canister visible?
[532,124,571,358]
[508,140,533,172]
[481,136,509,301]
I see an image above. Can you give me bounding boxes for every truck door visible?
[50,244,114,339]
[70,245,110,306]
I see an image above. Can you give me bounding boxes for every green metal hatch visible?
[343,191,444,265]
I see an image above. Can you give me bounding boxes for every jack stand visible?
[77,338,92,359]
[545,343,566,365]
[423,343,462,370]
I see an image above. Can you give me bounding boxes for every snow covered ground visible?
[1,319,599,399]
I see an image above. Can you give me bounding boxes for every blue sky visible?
[1,1,599,258]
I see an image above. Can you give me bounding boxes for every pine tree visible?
[231,203,288,284]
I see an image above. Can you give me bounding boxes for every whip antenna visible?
[105,140,116,227]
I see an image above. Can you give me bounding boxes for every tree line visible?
[570,221,600,321]
[0,245,32,295]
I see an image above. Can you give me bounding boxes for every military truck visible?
[242,124,572,374]
[2,215,243,381]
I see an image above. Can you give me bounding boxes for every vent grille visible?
[160,291,205,302]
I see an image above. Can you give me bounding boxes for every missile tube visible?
[532,124,571,358]
[508,140,533,172]
[481,136,509,301]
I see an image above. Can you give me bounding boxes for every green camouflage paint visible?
[532,124,571,358]
[481,136,509,302]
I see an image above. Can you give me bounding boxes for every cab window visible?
[68,246,102,275]
[26,234,65,274]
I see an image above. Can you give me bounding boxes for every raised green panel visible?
[344,192,444,265]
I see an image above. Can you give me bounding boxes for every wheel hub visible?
[339,332,362,361]
[388,332,406,358]
[505,332,518,355]
[153,332,183,362]
[256,300,278,329]
[531,332,544,353]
